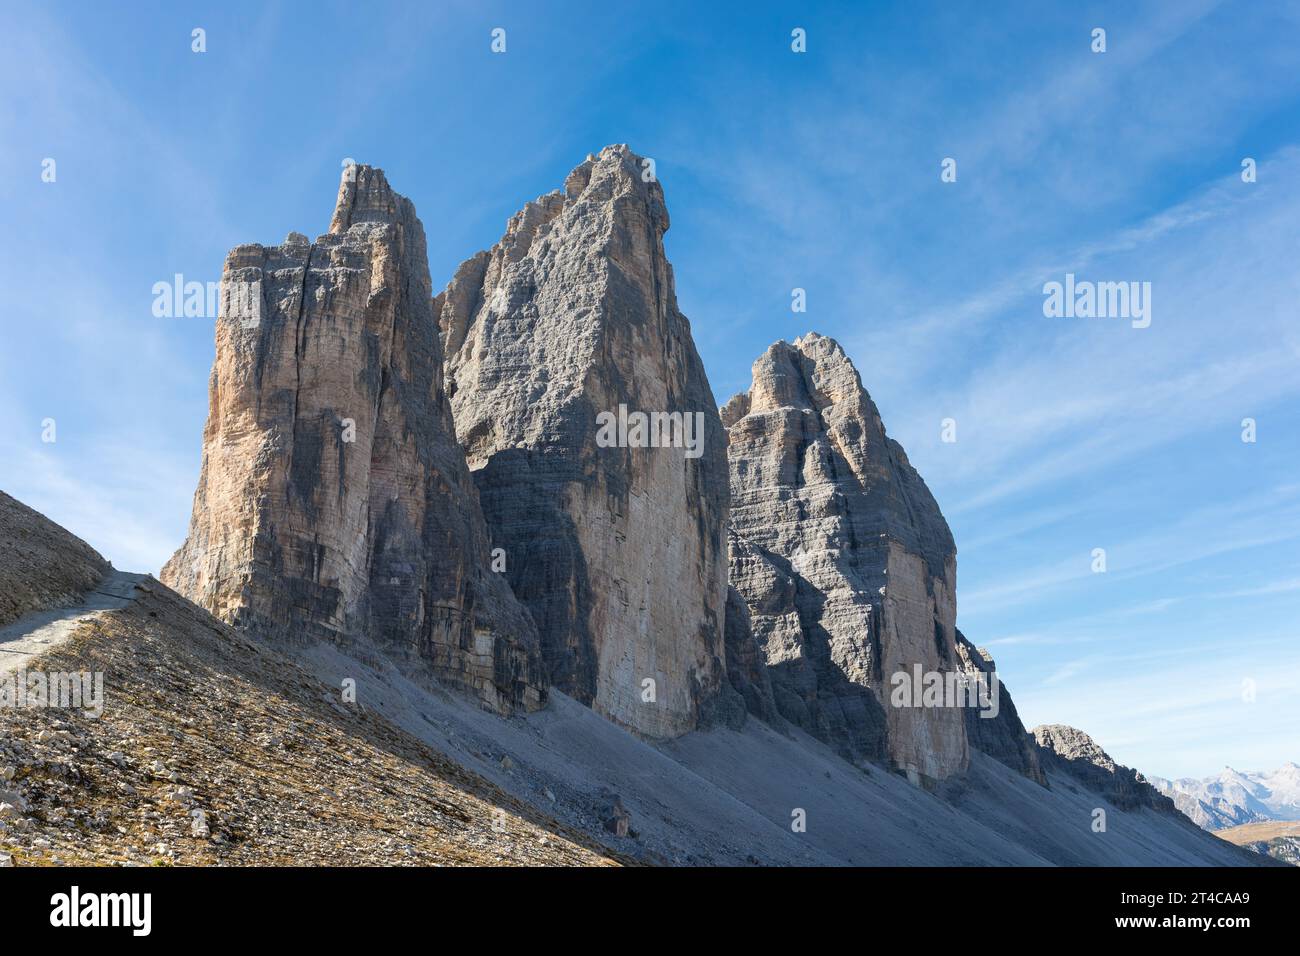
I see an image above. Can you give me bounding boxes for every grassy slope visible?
[1216,820,1300,844]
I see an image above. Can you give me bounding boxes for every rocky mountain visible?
[722,333,1040,784]
[0,490,1259,866]
[437,145,729,739]
[161,165,543,715]
[1150,763,1300,830]
[3,147,1270,868]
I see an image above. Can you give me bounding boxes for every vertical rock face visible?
[724,333,969,779]
[438,144,729,739]
[162,165,543,714]
[721,573,784,729]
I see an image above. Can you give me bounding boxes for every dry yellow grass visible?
[1216,820,1300,845]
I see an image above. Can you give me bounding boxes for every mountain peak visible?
[436,145,727,738]
[726,334,976,779]
[163,166,544,713]
[330,162,412,234]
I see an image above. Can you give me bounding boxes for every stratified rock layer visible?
[721,572,785,729]
[724,333,968,779]
[162,165,543,714]
[438,145,729,738]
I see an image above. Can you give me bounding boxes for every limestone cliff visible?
[724,333,971,780]
[437,144,729,739]
[162,165,543,714]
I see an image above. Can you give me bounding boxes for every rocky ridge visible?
[1,491,109,630]
[0,493,1267,867]
[1033,724,1178,813]
[955,632,1046,785]
[1,497,614,867]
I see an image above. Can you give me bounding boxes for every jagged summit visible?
[726,332,955,570]
[724,332,967,777]
[162,163,544,714]
[724,332,1046,783]
[437,144,729,739]
[440,143,675,407]
[330,163,413,234]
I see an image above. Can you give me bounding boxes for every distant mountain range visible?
[1150,764,1300,830]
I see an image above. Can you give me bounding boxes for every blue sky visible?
[2,0,1298,779]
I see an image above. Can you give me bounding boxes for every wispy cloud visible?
[960,484,1300,617]
[1014,641,1300,779]
[0,444,191,574]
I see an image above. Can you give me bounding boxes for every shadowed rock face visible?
[724,333,969,779]
[437,145,729,739]
[1034,724,1178,813]
[955,633,1046,786]
[162,165,543,714]
[721,573,785,729]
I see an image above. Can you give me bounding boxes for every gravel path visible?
[0,569,146,678]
